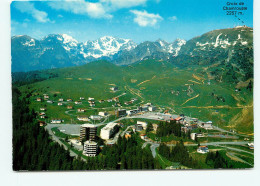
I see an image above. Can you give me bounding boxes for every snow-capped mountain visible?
[156,38,186,56]
[112,38,186,65]
[79,36,136,59]
[11,26,253,72]
[11,35,137,71]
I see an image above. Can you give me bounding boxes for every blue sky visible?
[11,0,253,43]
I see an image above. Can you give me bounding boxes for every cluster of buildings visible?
[115,103,157,118]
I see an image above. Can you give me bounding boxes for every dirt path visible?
[181,94,200,106]
[137,75,156,86]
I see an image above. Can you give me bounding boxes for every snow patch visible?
[214,33,222,47]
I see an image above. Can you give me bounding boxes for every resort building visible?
[100,122,118,140]
[83,141,98,157]
[80,124,97,141]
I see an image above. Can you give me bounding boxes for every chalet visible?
[197,146,209,154]
[80,97,85,100]
[38,121,46,127]
[67,98,73,102]
[40,108,46,111]
[124,101,132,105]
[107,99,112,102]
[99,100,104,103]
[77,116,90,121]
[51,119,63,124]
[47,100,53,104]
[115,102,121,107]
[40,115,46,119]
[88,97,95,101]
[90,115,102,120]
[131,98,138,102]
[248,143,254,149]
[201,121,213,130]
[113,97,119,102]
[39,112,45,116]
[77,108,86,112]
[75,101,82,105]
[174,117,183,123]
[44,95,49,99]
[58,102,63,106]
[110,87,119,91]
[36,98,42,102]
[98,112,107,117]
[90,103,95,107]
[67,105,73,109]
[58,98,64,102]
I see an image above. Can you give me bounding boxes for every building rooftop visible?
[81,124,97,128]
[84,141,97,145]
[102,122,118,131]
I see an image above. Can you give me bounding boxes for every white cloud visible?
[100,0,147,9]
[169,16,177,21]
[47,0,112,19]
[130,10,163,27]
[13,2,51,23]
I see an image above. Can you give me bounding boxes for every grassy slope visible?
[19,60,253,134]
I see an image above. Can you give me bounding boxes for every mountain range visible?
[11,26,252,73]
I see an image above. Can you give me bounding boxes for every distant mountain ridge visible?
[11,26,252,72]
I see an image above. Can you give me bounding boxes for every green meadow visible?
[19,60,253,134]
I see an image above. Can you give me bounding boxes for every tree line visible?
[158,141,199,168]
[13,86,161,170]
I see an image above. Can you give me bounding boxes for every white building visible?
[98,112,107,117]
[100,122,118,140]
[148,106,156,112]
[126,110,134,116]
[88,97,95,101]
[202,121,213,130]
[137,121,148,130]
[83,141,98,157]
[90,115,102,120]
[197,146,209,154]
[51,119,63,124]
[77,116,90,121]
[58,102,63,106]
[44,95,49,99]
[110,87,119,91]
[58,98,64,102]
[190,133,197,140]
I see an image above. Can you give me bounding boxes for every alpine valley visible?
[12,26,253,135]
